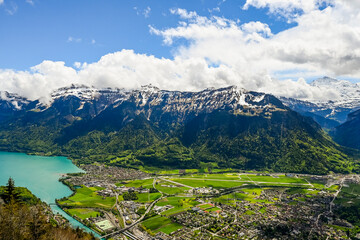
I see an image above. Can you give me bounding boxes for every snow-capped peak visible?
[0,91,30,110]
[310,76,339,87]
[308,77,360,109]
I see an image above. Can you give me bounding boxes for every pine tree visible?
[2,177,21,204]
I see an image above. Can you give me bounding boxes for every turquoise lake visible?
[0,151,101,238]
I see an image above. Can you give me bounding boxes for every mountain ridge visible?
[0,84,356,174]
[279,77,360,127]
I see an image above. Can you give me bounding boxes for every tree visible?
[122,191,138,201]
[1,177,21,204]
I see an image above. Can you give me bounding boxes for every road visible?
[101,178,164,239]
[313,177,345,230]
[329,178,344,213]
[160,177,194,189]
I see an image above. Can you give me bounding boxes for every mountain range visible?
[0,84,357,174]
[280,77,360,127]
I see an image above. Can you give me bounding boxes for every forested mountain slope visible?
[0,85,356,174]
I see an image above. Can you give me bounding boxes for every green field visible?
[156,197,199,216]
[141,216,182,234]
[243,174,308,184]
[207,207,221,212]
[342,183,360,195]
[286,188,320,195]
[170,178,245,188]
[156,182,191,195]
[119,179,154,188]
[66,208,101,220]
[198,203,214,210]
[335,183,360,206]
[304,178,327,189]
[174,173,309,184]
[213,194,238,205]
[136,192,162,202]
[58,186,116,209]
[169,173,309,189]
[213,188,275,204]
[178,173,241,180]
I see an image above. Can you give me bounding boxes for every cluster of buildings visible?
[153,205,173,213]
[66,164,149,187]
[168,187,350,239]
[190,187,219,195]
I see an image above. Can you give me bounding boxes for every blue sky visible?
[0,0,295,70]
[0,0,359,102]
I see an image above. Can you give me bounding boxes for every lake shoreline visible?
[0,151,101,238]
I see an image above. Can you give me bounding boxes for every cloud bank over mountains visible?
[1,0,359,103]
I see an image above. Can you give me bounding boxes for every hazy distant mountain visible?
[0,85,355,174]
[310,77,360,110]
[280,77,360,127]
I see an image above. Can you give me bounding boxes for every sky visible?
[0,0,360,102]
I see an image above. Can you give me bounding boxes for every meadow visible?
[66,208,101,220]
[119,178,154,188]
[169,178,245,188]
[136,192,162,202]
[58,186,116,209]
[141,216,182,235]
[156,197,200,216]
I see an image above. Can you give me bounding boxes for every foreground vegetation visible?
[0,178,96,240]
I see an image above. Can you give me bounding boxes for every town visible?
[56,164,360,239]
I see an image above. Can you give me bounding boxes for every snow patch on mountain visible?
[0,91,30,110]
[309,77,360,109]
[279,77,360,123]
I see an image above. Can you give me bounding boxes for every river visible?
[0,151,101,238]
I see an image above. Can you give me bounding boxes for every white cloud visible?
[241,21,272,38]
[143,6,151,18]
[1,1,360,104]
[1,51,243,102]
[26,0,34,5]
[0,0,4,5]
[67,36,82,43]
[5,2,17,15]
[208,7,220,13]
[73,62,82,69]
[170,8,197,19]
[148,5,360,101]
[0,61,78,102]
[91,39,96,44]
[0,50,339,103]
[134,6,151,18]
[243,0,334,21]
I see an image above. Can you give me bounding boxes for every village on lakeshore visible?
[54,164,360,239]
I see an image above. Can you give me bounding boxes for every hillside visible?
[0,179,96,240]
[333,109,360,150]
[0,85,356,174]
